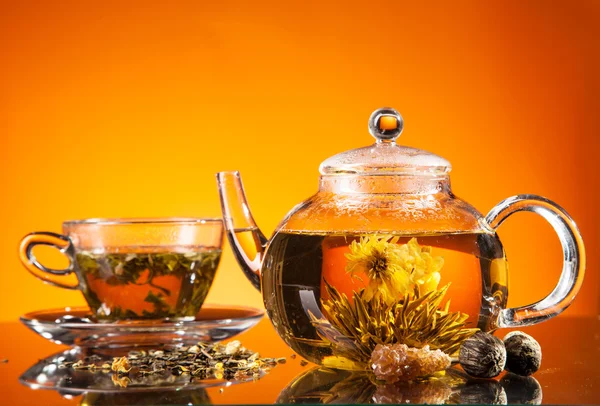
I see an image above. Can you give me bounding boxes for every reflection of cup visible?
[19,218,223,321]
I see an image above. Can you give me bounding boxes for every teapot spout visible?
[216,171,268,291]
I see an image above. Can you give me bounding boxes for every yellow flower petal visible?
[344,235,444,302]
[419,271,441,295]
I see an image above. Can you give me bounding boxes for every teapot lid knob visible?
[368,107,404,142]
[319,107,451,176]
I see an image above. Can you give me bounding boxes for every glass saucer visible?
[20,348,259,395]
[20,304,264,349]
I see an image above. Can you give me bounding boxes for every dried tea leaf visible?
[225,340,242,355]
[61,340,283,387]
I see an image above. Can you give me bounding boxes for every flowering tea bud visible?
[503,331,542,376]
[459,332,506,378]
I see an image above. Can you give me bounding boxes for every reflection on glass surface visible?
[79,389,212,406]
[277,366,543,405]
[500,373,543,405]
[20,348,249,396]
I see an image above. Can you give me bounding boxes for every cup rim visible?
[63,217,223,226]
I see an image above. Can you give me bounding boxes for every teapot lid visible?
[319,107,451,176]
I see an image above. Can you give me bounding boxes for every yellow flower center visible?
[369,250,389,277]
[345,236,444,303]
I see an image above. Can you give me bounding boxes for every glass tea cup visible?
[19,218,224,322]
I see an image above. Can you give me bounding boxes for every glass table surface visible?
[0,315,598,405]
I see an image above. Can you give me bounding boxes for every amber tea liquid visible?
[75,245,221,321]
[261,231,508,365]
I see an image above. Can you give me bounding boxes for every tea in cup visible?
[19,218,223,322]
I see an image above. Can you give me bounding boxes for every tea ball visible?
[459,332,506,378]
[503,331,542,376]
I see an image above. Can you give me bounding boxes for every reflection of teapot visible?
[276,366,542,404]
[217,107,585,367]
[276,366,461,405]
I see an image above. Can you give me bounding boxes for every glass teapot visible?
[216,107,585,369]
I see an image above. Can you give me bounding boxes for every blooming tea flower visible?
[345,235,411,305]
[345,236,444,304]
[398,238,444,296]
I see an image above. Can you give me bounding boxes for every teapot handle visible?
[485,194,585,328]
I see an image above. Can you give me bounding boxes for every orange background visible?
[0,0,598,323]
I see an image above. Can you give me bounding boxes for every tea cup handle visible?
[19,232,79,290]
[485,195,585,328]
